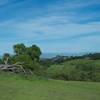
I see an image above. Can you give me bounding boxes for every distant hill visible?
[40,52,86,58]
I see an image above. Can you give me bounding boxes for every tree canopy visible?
[13,43,42,70]
[0,43,42,73]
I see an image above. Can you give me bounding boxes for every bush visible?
[46,60,100,82]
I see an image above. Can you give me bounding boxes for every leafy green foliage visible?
[0,43,42,74]
[12,55,34,69]
[0,58,3,64]
[2,53,11,64]
[13,43,26,56]
[26,45,41,62]
[12,43,42,70]
[46,59,100,81]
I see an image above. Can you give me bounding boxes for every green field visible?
[0,72,100,100]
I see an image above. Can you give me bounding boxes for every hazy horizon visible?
[0,52,99,59]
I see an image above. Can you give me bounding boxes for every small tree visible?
[26,45,41,62]
[13,43,26,56]
[3,53,10,65]
[0,58,3,64]
[0,43,42,75]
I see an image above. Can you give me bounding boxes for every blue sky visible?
[0,0,100,54]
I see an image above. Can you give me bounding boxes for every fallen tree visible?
[0,43,42,76]
[0,62,26,74]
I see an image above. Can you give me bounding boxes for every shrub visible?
[46,60,100,82]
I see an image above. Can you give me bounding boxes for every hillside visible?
[0,72,100,100]
[45,59,100,81]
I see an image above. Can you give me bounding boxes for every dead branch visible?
[0,62,26,74]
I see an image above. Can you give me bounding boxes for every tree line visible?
[0,43,100,82]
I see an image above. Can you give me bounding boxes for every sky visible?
[0,0,100,54]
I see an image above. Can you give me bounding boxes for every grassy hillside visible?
[0,72,100,100]
[46,59,100,81]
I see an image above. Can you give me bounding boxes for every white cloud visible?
[0,0,100,54]
[39,35,100,53]
[0,15,100,41]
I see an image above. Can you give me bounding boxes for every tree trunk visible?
[0,62,26,74]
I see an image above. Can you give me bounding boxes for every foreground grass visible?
[0,72,100,100]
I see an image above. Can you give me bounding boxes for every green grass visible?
[0,72,100,100]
